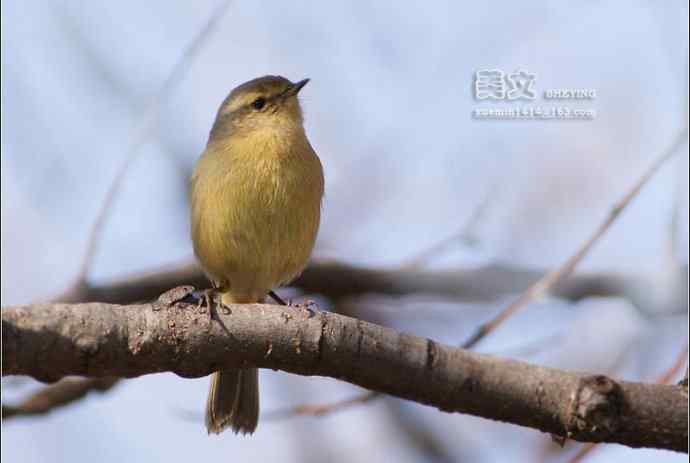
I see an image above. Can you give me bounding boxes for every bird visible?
[190,75,324,435]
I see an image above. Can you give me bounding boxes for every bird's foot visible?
[268,291,320,317]
[192,288,224,322]
[194,288,217,309]
[290,299,320,318]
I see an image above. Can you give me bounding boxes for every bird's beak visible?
[286,78,310,97]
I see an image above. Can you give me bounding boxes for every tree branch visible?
[1,377,119,418]
[3,295,687,452]
[52,259,686,312]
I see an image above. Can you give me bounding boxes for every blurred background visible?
[1,1,688,462]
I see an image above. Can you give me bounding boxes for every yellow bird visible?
[190,76,324,435]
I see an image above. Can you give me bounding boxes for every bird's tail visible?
[205,291,260,435]
[205,367,259,435]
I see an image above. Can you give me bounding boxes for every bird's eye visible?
[251,97,266,110]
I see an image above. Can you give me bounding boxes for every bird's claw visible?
[290,299,320,318]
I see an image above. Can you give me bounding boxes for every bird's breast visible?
[190,130,323,294]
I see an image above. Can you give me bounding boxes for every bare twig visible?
[75,0,233,282]
[657,342,689,386]
[492,333,563,358]
[264,390,379,421]
[1,377,119,419]
[667,156,687,267]
[461,129,688,349]
[566,442,598,463]
[382,398,457,463]
[400,187,496,269]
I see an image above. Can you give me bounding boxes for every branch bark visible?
[3,294,687,452]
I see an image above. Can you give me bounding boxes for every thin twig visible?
[667,157,686,268]
[657,342,689,385]
[263,391,379,421]
[1,377,119,419]
[566,442,598,463]
[460,128,688,349]
[75,0,233,282]
[173,390,379,424]
[400,187,496,269]
[492,333,563,358]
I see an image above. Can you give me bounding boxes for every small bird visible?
[190,76,324,435]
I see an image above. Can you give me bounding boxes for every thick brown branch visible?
[2,297,686,452]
